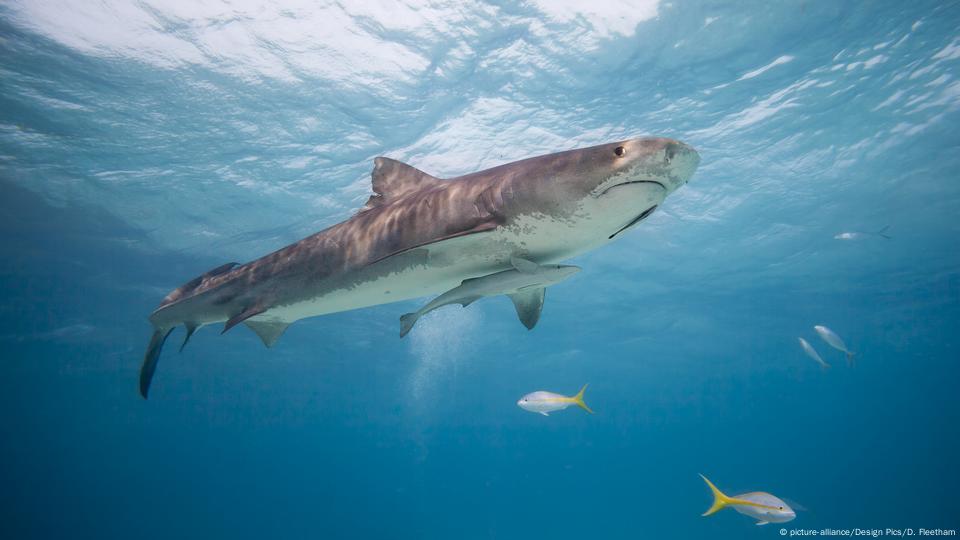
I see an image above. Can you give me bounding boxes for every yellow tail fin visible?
[700,474,733,516]
[572,384,594,414]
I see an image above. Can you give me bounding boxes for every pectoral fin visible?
[756,521,769,526]
[510,256,540,274]
[245,321,289,348]
[508,287,545,330]
[460,295,482,308]
[399,313,419,338]
[539,411,549,416]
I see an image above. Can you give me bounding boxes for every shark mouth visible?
[608,205,658,239]
[593,179,666,198]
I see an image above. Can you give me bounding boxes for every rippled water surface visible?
[1,1,958,538]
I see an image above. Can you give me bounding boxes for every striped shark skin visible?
[140,137,700,398]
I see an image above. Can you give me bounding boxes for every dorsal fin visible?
[362,157,441,210]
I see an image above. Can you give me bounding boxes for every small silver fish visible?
[798,337,830,370]
[517,384,593,416]
[814,325,855,366]
[834,225,891,240]
[700,474,797,526]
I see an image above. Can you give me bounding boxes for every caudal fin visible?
[140,328,173,399]
[847,351,856,367]
[399,313,419,338]
[700,474,733,516]
[876,225,892,240]
[572,384,594,414]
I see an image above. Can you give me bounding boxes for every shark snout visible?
[618,137,700,194]
[661,140,700,192]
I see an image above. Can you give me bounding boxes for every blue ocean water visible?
[1,1,959,538]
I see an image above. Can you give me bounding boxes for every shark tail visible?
[572,384,594,414]
[399,313,419,338]
[140,327,174,399]
[700,474,734,516]
[847,351,856,367]
[876,225,892,240]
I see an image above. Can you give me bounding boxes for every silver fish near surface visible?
[798,337,830,370]
[700,475,796,527]
[834,225,891,240]
[814,325,856,366]
[139,137,700,398]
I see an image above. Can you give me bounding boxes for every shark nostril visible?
[665,143,678,162]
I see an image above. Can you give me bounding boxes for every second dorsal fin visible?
[363,157,441,210]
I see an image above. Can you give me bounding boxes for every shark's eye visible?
[614,146,626,157]
[778,507,784,510]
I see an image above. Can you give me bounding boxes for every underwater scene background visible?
[1,1,959,538]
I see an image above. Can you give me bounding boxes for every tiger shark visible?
[140,137,700,398]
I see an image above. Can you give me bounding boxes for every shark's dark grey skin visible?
[140,137,700,397]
